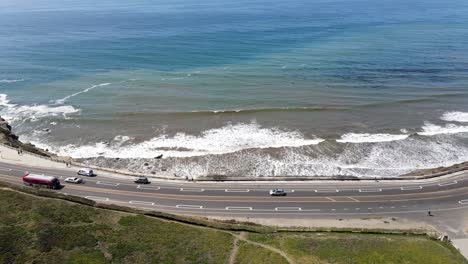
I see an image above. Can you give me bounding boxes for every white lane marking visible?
[85,196,109,201]
[129,200,155,206]
[96,181,119,186]
[176,204,203,209]
[401,186,422,191]
[326,197,336,202]
[439,181,458,187]
[225,189,250,193]
[275,207,302,211]
[0,167,12,171]
[226,206,253,211]
[347,197,360,202]
[355,208,360,210]
[459,199,468,205]
[180,188,204,192]
[315,189,339,193]
[359,189,382,193]
[137,185,161,190]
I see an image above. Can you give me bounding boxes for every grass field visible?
[0,188,466,264]
[248,232,468,264]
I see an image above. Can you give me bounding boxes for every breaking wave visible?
[54,83,111,104]
[0,79,25,83]
[336,133,409,143]
[418,122,468,136]
[0,94,80,123]
[28,122,324,158]
[441,111,468,123]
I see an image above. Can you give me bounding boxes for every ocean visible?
[1,0,468,178]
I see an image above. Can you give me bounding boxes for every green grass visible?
[0,188,466,264]
[248,232,468,264]
[234,241,289,264]
[0,189,233,264]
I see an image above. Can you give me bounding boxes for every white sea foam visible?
[54,83,111,104]
[0,79,25,83]
[0,93,80,123]
[441,111,468,123]
[32,123,324,158]
[418,122,468,136]
[336,133,409,143]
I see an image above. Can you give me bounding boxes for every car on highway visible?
[134,176,150,184]
[77,168,95,177]
[64,177,83,184]
[269,188,287,196]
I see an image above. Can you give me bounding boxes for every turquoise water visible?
[1,0,468,177]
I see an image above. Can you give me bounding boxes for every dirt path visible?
[230,232,295,264]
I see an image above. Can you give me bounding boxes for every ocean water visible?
[1,0,468,178]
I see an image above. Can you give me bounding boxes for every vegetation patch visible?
[248,232,468,264]
[234,241,289,264]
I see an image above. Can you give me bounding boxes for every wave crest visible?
[29,122,324,158]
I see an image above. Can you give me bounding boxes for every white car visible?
[65,177,83,184]
[269,188,287,196]
[77,168,95,177]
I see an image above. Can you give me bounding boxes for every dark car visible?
[134,177,150,184]
[269,188,287,196]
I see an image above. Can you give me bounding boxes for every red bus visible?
[23,173,61,189]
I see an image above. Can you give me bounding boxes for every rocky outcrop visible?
[0,117,52,157]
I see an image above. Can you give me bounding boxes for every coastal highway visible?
[0,161,467,217]
[0,160,467,239]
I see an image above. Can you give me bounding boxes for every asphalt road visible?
[1,160,467,240]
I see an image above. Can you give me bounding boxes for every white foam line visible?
[401,186,422,191]
[459,200,468,205]
[315,189,339,193]
[359,189,382,193]
[275,207,302,211]
[85,196,109,201]
[180,188,204,192]
[176,204,203,209]
[129,200,155,206]
[226,206,253,211]
[137,185,161,190]
[96,181,119,186]
[439,181,457,187]
[225,189,250,193]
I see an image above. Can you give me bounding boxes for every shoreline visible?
[1,116,468,181]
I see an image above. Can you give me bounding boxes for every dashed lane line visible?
[226,206,253,211]
[137,185,161,190]
[359,189,382,193]
[459,199,468,205]
[439,181,458,187]
[96,181,119,187]
[225,189,250,193]
[176,204,203,209]
[129,200,155,206]
[180,188,205,192]
[85,196,109,201]
[315,189,339,193]
[401,186,422,191]
[275,207,302,211]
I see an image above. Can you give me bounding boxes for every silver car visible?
[65,177,83,184]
